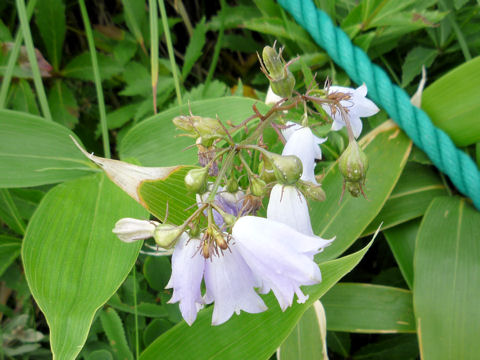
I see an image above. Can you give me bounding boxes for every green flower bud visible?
[297,180,326,202]
[185,167,208,194]
[259,160,276,184]
[172,115,226,146]
[261,45,295,98]
[270,153,303,185]
[225,177,239,193]
[153,224,183,248]
[250,176,267,197]
[346,181,362,198]
[339,140,368,183]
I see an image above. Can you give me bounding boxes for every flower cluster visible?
[103,43,381,327]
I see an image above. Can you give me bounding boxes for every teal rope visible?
[278,0,480,210]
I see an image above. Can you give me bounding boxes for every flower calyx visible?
[153,223,185,249]
[173,115,226,147]
[297,180,326,202]
[185,167,209,194]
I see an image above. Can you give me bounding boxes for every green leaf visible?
[384,219,419,290]
[143,319,173,347]
[353,334,418,360]
[277,301,328,360]
[322,283,415,333]
[0,109,94,187]
[100,308,134,360]
[139,240,373,360]
[8,79,40,115]
[143,256,171,291]
[414,196,480,359]
[48,80,79,129]
[311,124,412,262]
[401,46,437,87]
[63,52,123,81]
[362,162,445,236]
[0,235,21,277]
[22,173,147,359]
[422,56,480,146]
[119,97,270,166]
[35,0,66,70]
[120,0,146,48]
[108,294,168,318]
[86,350,114,360]
[0,189,26,235]
[182,17,206,79]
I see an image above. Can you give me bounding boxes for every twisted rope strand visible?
[279,0,480,209]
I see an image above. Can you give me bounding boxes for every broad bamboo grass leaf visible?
[422,56,480,146]
[362,162,446,236]
[277,301,328,360]
[322,283,415,333]
[384,219,419,290]
[140,239,374,360]
[22,173,147,359]
[119,97,270,166]
[0,110,94,187]
[311,122,412,262]
[414,197,480,359]
[182,17,207,79]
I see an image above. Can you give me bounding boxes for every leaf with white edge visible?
[0,110,94,187]
[139,239,374,360]
[414,197,480,359]
[322,283,415,333]
[72,137,196,224]
[277,301,328,360]
[22,173,147,360]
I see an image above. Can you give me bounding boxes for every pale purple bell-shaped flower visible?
[322,84,379,138]
[204,242,267,325]
[232,216,334,310]
[265,85,283,105]
[267,184,314,236]
[282,122,326,184]
[165,234,205,326]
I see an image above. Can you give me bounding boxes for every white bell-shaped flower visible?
[232,216,334,311]
[282,122,326,184]
[204,243,267,325]
[322,84,379,138]
[165,234,205,326]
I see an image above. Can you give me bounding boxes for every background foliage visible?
[1,0,480,359]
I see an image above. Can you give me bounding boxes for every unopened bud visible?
[211,228,228,250]
[339,140,368,183]
[185,167,208,194]
[112,218,158,243]
[269,153,302,185]
[346,181,362,198]
[261,45,295,98]
[298,180,326,202]
[202,241,210,258]
[250,176,267,197]
[225,177,239,193]
[173,115,226,146]
[259,160,276,184]
[153,224,184,248]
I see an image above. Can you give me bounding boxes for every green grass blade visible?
[15,0,52,120]
[149,0,159,114]
[158,0,182,106]
[78,0,110,158]
[0,0,37,108]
